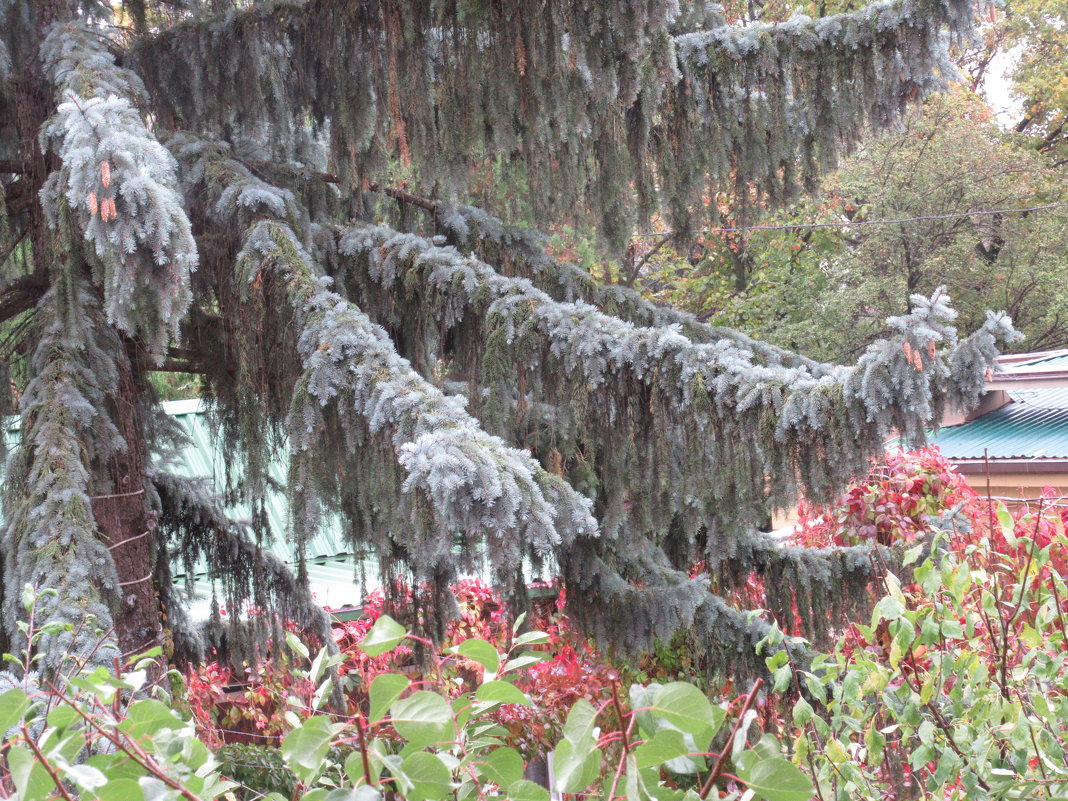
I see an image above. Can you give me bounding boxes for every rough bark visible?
[91,343,162,660]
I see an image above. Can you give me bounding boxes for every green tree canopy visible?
[648,91,1067,361]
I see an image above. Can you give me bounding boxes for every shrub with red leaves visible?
[794,446,979,548]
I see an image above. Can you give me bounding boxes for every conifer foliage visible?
[0,0,1018,676]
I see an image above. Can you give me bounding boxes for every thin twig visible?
[44,679,206,801]
[699,678,764,800]
[353,712,373,786]
[21,724,77,801]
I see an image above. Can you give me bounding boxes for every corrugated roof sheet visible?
[6,399,524,613]
[161,399,349,563]
[1002,350,1068,374]
[930,386,1068,460]
[5,399,369,610]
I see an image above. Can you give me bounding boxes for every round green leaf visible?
[91,779,145,801]
[0,688,29,734]
[9,745,53,801]
[474,680,532,707]
[632,729,693,771]
[642,682,724,736]
[390,691,453,746]
[369,673,409,724]
[512,631,551,647]
[507,779,550,801]
[401,752,452,801]
[117,699,184,742]
[479,747,524,787]
[740,757,814,801]
[46,704,80,731]
[359,615,408,657]
[561,698,599,745]
[282,717,345,784]
[452,638,500,674]
[552,739,601,794]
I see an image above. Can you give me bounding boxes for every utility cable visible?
[631,201,1068,237]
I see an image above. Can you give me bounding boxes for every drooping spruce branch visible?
[39,14,196,357]
[432,202,832,373]
[164,137,1013,676]
[131,0,980,249]
[337,224,1020,545]
[0,277,122,674]
[558,531,819,681]
[238,221,596,574]
[172,140,598,590]
[152,472,333,666]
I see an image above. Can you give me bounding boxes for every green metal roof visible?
[8,399,537,617]
[162,399,351,563]
[5,399,370,614]
[929,389,1068,460]
[929,350,1068,462]
[160,400,390,614]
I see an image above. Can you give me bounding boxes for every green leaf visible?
[479,747,524,787]
[0,687,29,732]
[400,752,452,801]
[642,682,725,737]
[474,680,532,707]
[390,691,453,747]
[324,788,382,801]
[791,697,813,727]
[872,596,904,624]
[551,739,601,794]
[118,699,184,742]
[561,698,599,746]
[46,703,80,731]
[624,755,658,801]
[9,744,54,801]
[286,630,310,659]
[451,638,500,674]
[92,779,146,801]
[506,779,550,801]
[632,729,693,770]
[501,653,551,673]
[65,764,108,791]
[997,504,1015,538]
[345,749,382,786]
[282,716,344,784]
[359,615,408,657]
[20,584,35,613]
[512,631,550,647]
[369,673,409,724]
[865,723,886,768]
[740,757,814,801]
[902,543,925,567]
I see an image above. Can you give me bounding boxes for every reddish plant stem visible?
[609,679,631,758]
[353,711,374,786]
[20,725,77,801]
[605,709,638,801]
[698,678,764,800]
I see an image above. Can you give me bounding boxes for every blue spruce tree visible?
[0,0,1017,677]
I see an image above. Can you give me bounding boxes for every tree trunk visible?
[12,1,164,665]
[91,343,163,662]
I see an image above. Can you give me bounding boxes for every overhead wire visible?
[630,201,1068,237]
